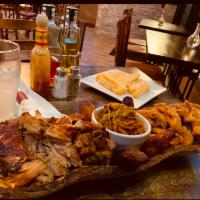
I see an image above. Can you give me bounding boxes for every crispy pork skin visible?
[0,119,28,172]
[140,129,175,157]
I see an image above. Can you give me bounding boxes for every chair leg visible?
[172,66,182,95]
[181,69,200,100]
[162,63,170,85]
[166,64,176,92]
[173,68,183,96]
[5,29,8,39]
[15,30,18,40]
[0,29,2,39]
[182,78,191,99]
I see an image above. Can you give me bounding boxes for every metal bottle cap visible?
[56,67,66,77]
[71,67,80,76]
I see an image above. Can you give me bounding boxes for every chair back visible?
[0,18,36,61]
[115,8,133,66]
[78,19,87,52]
[0,4,18,19]
[0,18,36,39]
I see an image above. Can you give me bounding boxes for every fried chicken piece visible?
[79,101,95,121]
[65,144,82,167]
[54,115,72,125]
[154,103,182,127]
[74,122,114,165]
[47,146,68,176]
[184,107,200,135]
[140,129,175,157]
[45,125,73,142]
[20,112,47,135]
[68,113,85,124]
[114,149,149,168]
[6,159,46,188]
[170,134,184,146]
[138,108,168,129]
[154,103,193,145]
[75,133,96,155]
[174,101,200,137]
[35,167,54,184]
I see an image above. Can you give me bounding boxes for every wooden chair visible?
[0,18,36,61]
[0,18,36,40]
[0,4,18,19]
[0,12,2,39]
[78,19,87,52]
[115,8,132,66]
[166,65,200,100]
[115,8,163,82]
[16,4,41,20]
[115,8,147,65]
[125,7,146,47]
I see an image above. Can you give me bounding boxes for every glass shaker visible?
[187,23,200,48]
[52,67,67,99]
[67,67,81,97]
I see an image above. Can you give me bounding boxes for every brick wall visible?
[95,4,177,39]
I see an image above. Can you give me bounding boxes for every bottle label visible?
[35,29,48,46]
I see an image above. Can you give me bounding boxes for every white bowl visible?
[91,106,151,147]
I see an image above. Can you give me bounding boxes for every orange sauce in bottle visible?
[30,14,51,97]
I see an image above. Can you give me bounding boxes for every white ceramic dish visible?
[81,68,167,109]
[17,81,61,118]
[91,106,151,147]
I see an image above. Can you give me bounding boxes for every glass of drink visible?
[0,40,21,121]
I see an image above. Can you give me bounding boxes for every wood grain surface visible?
[146,30,200,69]
[139,18,190,37]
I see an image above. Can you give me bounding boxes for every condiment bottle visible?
[30,14,51,97]
[52,67,67,99]
[44,4,61,57]
[59,6,80,70]
[67,67,81,97]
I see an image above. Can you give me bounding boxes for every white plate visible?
[81,68,167,109]
[17,81,62,118]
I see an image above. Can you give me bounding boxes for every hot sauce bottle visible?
[30,14,51,97]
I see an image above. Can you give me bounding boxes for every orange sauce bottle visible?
[30,14,51,97]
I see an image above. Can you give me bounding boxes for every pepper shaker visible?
[53,67,67,99]
[67,67,81,97]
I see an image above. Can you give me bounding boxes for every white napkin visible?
[18,80,61,118]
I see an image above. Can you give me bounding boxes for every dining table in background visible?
[145,29,200,100]
[20,63,200,200]
[139,18,190,37]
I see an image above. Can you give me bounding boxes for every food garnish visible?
[96,103,145,135]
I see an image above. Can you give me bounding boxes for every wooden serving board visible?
[1,145,200,199]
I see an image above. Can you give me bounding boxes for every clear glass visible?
[59,21,80,55]
[187,23,200,49]
[0,40,21,121]
[48,19,61,57]
[158,4,166,26]
[59,20,80,69]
